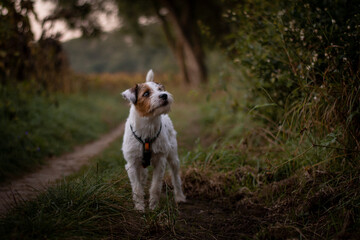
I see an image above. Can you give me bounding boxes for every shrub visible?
[0,0,70,92]
[222,0,360,156]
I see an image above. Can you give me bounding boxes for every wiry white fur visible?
[146,69,154,82]
[122,88,136,104]
[122,70,186,211]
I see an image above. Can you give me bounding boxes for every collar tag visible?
[144,142,150,151]
[142,142,151,168]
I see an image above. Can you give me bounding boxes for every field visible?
[1,73,359,239]
[2,1,360,238]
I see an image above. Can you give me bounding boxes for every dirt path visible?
[172,197,269,239]
[0,123,124,214]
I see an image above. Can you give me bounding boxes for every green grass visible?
[0,138,180,239]
[0,84,128,181]
[0,140,133,239]
[0,82,201,239]
[1,78,360,239]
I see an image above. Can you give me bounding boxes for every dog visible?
[121,69,186,211]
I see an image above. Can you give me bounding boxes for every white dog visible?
[121,70,186,211]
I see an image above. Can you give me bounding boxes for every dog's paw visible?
[134,203,145,212]
[175,193,186,203]
[149,200,158,210]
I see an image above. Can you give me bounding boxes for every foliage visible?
[1,0,360,238]
[190,0,360,237]
[0,0,70,90]
[43,0,109,37]
[222,0,360,154]
[44,0,231,84]
[114,0,229,85]
[0,0,35,82]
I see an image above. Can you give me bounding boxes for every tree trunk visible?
[154,0,207,85]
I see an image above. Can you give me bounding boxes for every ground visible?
[1,81,359,239]
[0,110,269,239]
[176,198,267,239]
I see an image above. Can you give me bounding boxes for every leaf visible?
[248,103,277,114]
[320,130,342,146]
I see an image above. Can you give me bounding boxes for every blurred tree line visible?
[43,0,229,85]
[62,25,178,74]
[0,0,70,91]
[1,0,228,87]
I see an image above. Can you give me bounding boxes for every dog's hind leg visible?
[125,162,145,211]
[149,158,166,210]
[167,153,186,203]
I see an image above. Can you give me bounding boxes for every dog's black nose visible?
[159,94,168,100]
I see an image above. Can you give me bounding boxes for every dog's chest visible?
[123,122,176,158]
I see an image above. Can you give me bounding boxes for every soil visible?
[174,197,269,239]
[0,123,125,214]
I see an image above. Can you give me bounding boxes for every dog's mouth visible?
[148,100,170,115]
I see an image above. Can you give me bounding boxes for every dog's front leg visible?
[126,162,145,211]
[149,157,166,210]
[167,152,186,203]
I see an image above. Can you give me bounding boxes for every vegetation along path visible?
[0,123,125,214]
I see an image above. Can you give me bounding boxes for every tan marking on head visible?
[134,83,153,116]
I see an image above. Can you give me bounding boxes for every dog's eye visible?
[143,91,150,97]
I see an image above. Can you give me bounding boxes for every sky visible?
[29,0,119,42]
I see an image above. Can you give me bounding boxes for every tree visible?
[44,0,227,85]
[0,0,69,90]
[0,0,35,82]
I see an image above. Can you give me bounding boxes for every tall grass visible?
[189,1,360,237]
[0,81,126,181]
[224,0,360,155]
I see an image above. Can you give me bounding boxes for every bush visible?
[0,0,70,92]
[222,0,360,155]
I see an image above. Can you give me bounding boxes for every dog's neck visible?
[129,105,162,138]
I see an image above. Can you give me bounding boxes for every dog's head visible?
[122,70,173,117]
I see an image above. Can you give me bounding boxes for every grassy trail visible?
[0,83,273,239]
[0,87,127,182]
[0,123,125,214]
[1,79,358,239]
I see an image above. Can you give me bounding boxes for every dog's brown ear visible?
[122,84,138,104]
